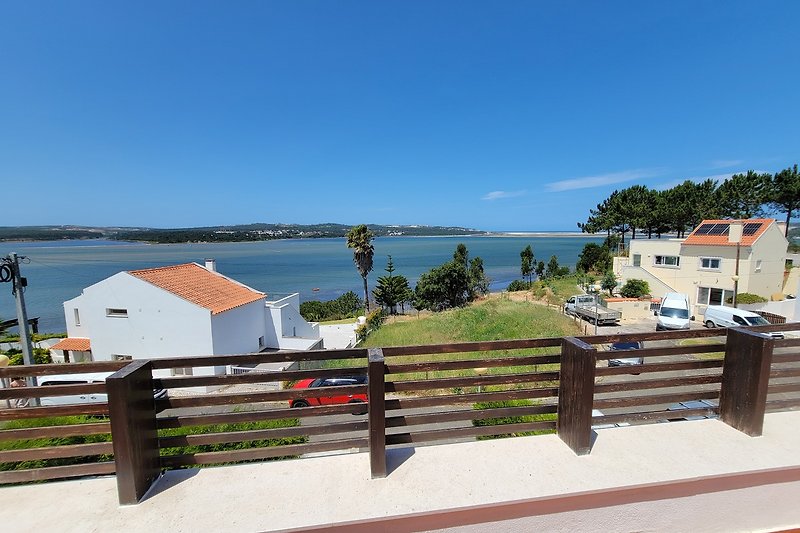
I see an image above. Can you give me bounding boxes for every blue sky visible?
[1,1,798,231]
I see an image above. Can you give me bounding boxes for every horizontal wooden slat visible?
[0,403,109,421]
[0,382,106,400]
[0,462,115,484]
[385,388,560,411]
[579,328,725,345]
[766,398,800,411]
[386,405,557,429]
[595,359,723,377]
[770,368,800,379]
[385,355,561,375]
[593,390,719,410]
[0,361,127,378]
[385,420,556,445]
[0,442,113,463]
[772,352,800,364]
[157,403,363,430]
[595,343,725,361]
[767,383,800,394]
[381,338,562,357]
[594,374,722,394]
[160,437,369,468]
[160,384,365,409]
[149,348,368,370]
[595,407,717,425]
[157,366,367,389]
[159,420,367,448]
[386,371,560,393]
[774,338,800,348]
[0,422,111,442]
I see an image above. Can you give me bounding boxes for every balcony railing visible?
[0,322,798,505]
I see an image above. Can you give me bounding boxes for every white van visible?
[703,305,784,339]
[38,372,167,406]
[654,292,694,331]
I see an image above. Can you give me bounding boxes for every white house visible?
[50,261,321,379]
[614,218,788,317]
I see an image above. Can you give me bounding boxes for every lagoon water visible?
[0,235,603,333]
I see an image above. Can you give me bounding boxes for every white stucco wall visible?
[211,300,267,355]
[63,272,214,361]
[264,294,319,349]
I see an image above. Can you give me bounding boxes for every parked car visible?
[608,341,644,368]
[38,372,167,406]
[289,376,368,412]
[702,305,784,339]
[655,292,694,331]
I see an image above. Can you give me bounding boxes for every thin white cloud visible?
[545,168,667,192]
[709,159,744,169]
[481,190,526,201]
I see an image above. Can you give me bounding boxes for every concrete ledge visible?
[2,411,800,532]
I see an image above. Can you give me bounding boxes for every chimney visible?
[204,258,217,272]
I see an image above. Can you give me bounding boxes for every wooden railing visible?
[1,322,799,504]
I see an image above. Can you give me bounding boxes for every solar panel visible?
[707,224,729,235]
[743,222,762,236]
[694,224,714,235]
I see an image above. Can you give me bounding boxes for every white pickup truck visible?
[564,294,622,325]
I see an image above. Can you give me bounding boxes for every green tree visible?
[520,245,534,283]
[576,243,612,273]
[601,271,618,296]
[717,171,770,219]
[545,255,560,279]
[535,260,545,280]
[372,256,411,315]
[767,164,800,237]
[620,279,650,298]
[346,224,375,312]
[413,244,487,311]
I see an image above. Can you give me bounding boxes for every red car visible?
[289,376,368,411]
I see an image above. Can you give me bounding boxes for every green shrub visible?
[356,308,386,342]
[507,280,532,292]
[0,347,52,365]
[726,293,768,304]
[620,279,650,298]
[472,399,556,440]
[300,291,364,322]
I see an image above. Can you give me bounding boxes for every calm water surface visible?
[0,236,603,332]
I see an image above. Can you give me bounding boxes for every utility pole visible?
[5,253,38,395]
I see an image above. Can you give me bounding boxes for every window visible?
[654,255,680,267]
[171,367,194,376]
[73,308,81,326]
[632,254,641,267]
[106,308,128,318]
[699,257,721,270]
[258,336,265,348]
[755,259,762,272]
[113,355,132,361]
[697,286,734,306]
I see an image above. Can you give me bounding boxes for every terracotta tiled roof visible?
[128,263,265,314]
[51,338,91,351]
[682,219,774,247]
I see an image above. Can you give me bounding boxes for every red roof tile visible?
[51,338,91,351]
[682,219,774,247]
[128,263,264,314]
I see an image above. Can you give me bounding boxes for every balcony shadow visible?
[140,468,200,502]
[386,447,415,475]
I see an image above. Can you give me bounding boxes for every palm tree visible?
[346,224,375,312]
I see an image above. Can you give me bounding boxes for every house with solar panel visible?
[50,261,321,379]
[615,218,788,316]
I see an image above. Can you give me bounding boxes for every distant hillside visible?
[0,223,487,243]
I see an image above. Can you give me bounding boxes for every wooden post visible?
[107,359,160,505]
[557,337,596,455]
[367,348,387,478]
[719,327,774,436]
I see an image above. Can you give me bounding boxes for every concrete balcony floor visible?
[3,411,800,533]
